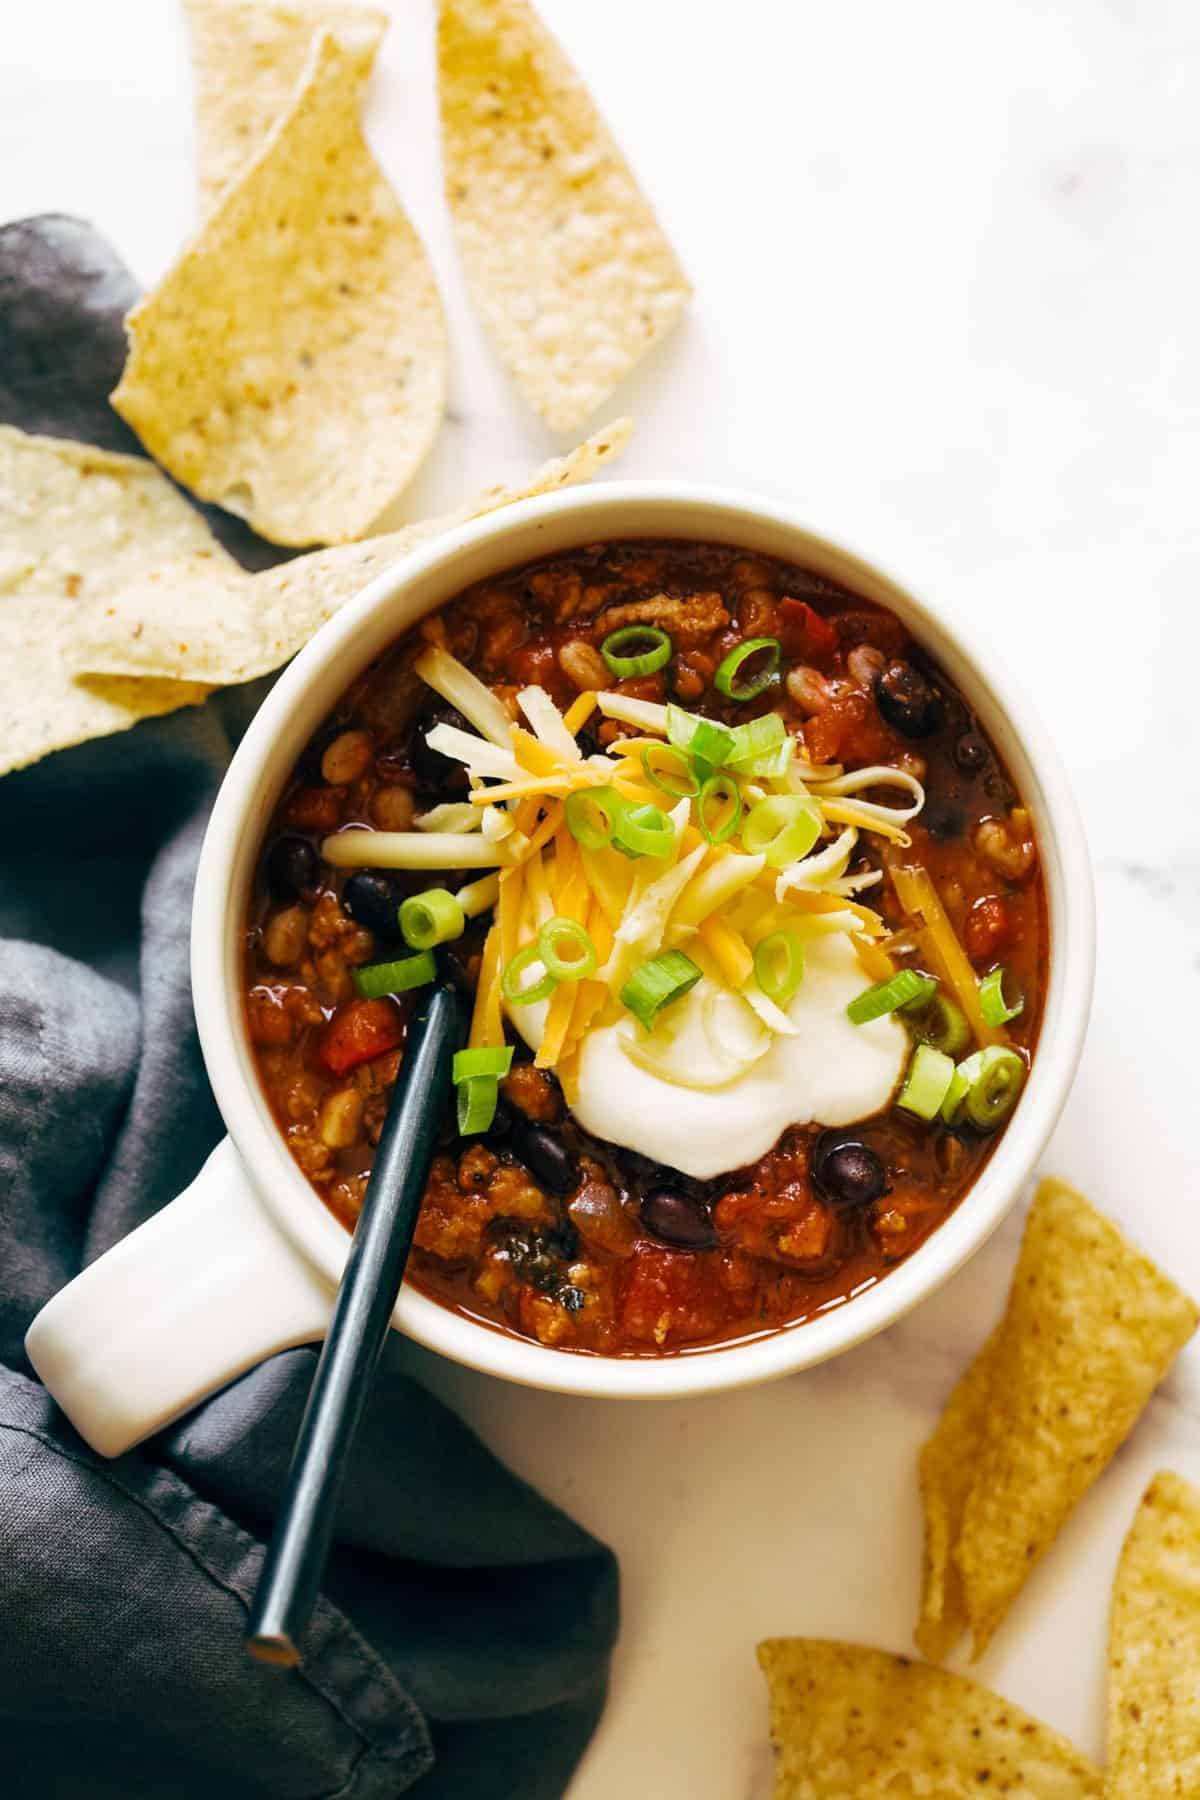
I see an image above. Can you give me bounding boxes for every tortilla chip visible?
[73,420,632,686]
[112,33,447,547]
[918,1179,1197,1662]
[1107,1470,1200,1798]
[438,0,690,431]
[184,0,387,212]
[915,1325,1003,1663]
[757,1639,1102,1798]
[0,426,222,775]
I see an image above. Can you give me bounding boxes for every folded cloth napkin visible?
[0,216,617,1800]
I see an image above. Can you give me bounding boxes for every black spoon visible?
[246,978,466,1666]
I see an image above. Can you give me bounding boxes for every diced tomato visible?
[715,1183,833,1267]
[804,691,896,766]
[615,1242,725,1346]
[778,597,839,662]
[963,894,1014,962]
[318,998,404,1076]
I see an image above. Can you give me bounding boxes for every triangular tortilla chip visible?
[1107,1470,1200,1798]
[923,1179,1197,1661]
[0,426,221,774]
[757,1638,1102,1798]
[438,0,690,431]
[184,0,387,212]
[73,421,632,686]
[914,1324,1003,1663]
[112,33,447,547]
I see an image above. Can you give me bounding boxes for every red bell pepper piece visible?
[778,597,839,662]
[318,998,404,1076]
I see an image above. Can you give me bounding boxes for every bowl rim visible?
[192,478,1095,1399]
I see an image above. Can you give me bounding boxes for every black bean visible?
[558,1284,587,1314]
[640,1188,718,1249]
[813,1138,886,1209]
[342,871,405,937]
[265,834,319,901]
[923,803,965,842]
[875,660,941,739]
[484,1096,515,1143]
[409,703,470,794]
[954,731,988,774]
[511,1121,575,1196]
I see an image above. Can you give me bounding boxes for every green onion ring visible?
[897,1043,956,1121]
[846,967,937,1025]
[726,712,785,765]
[452,1044,514,1083]
[457,1073,499,1135]
[666,704,735,770]
[978,966,1024,1027]
[612,801,675,859]
[600,624,673,678]
[352,949,437,999]
[500,944,558,1007]
[958,1045,1027,1131]
[697,773,742,845]
[753,930,806,1006]
[620,950,702,1031]
[906,991,971,1057]
[741,794,822,867]
[564,785,624,851]
[714,637,781,701]
[640,742,700,799]
[537,916,598,982]
[399,886,466,950]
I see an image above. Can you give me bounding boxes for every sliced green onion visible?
[697,772,742,845]
[666,704,735,770]
[564,784,624,851]
[452,1045,514,1083]
[906,991,971,1057]
[727,713,793,779]
[940,1065,970,1125]
[621,949,702,1030]
[612,801,674,859]
[742,794,822,867]
[714,637,781,701]
[600,624,672,678]
[538,916,597,981]
[847,968,937,1025]
[955,1045,1026,1131]
[754,930,806,1006]
[501,944,558,1007]
[457,1073,499,1134]
[353,948,437,999]
[399,886,465,950]
[897,1043,956,1121]
[979,966,1024,1027]
[726,712,785,765]
[640,742,700,799]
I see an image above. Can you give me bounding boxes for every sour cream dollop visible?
[509,933,906,1181]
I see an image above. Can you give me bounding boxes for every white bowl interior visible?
[193,484,1094,1399]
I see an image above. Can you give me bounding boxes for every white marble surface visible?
[4,2,1200,1791]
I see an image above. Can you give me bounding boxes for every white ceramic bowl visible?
[26,483,1094,1454]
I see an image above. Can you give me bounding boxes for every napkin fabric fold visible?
[0,215,617,1800]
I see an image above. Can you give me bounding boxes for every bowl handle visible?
[25,1137,331,1458]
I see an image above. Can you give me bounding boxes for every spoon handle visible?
[246,980,465,1665]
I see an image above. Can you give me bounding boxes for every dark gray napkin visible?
[0,216,617,1800]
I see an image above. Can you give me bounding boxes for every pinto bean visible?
[558,638,610,691]
[786,665,833,715]
[370,785,416,831]
[847,644,886,689]
[262,905,308,968]
[318,1088,365,1149]
[320,729,374,785]
[975,813,1038,881]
